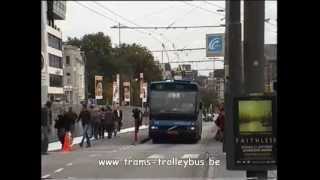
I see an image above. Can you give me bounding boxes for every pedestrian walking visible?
[113,105,123,137]
[54,108,67,148]
[215,104,225,142]
[78,105,92,148]
[41,101,52,155]
[64,107,78,138]
[99,107,106,139]
[104,106,115,139]
[132,108,142,143]
[91,106,101,140]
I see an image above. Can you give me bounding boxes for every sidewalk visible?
[48,125,149,152]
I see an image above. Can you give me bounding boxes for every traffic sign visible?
[206,33,225,57]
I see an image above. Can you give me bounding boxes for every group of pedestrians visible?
[41,101,124,154]
[90,105,123,141]
[73,104,123,148]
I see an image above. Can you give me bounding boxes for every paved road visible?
[42,121,276,179]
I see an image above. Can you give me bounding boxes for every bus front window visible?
[150,91,197,114]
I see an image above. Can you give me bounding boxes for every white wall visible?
[48,87,64,94]
[48,67,63,76]
[47,46,63,57]
[41,1,49,105]
[47,25,62,39]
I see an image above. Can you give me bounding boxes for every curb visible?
[139,137,151,144]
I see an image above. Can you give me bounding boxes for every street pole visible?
[118,22,121,46]
[225,0,242,165]
[244,1,267,179]
[161,50,163,64]
[244,1,265,94]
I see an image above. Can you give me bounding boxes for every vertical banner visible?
[112,81,119,104]
[142,82,148,103]
[140,73,144,99]
[95,75,103,100]
[123,82,130,103]
[113,74,120,105]
[116,74,120,104]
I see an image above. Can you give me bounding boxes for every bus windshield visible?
[150,91,197,114]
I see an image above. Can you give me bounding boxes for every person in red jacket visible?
[215,104,225,142]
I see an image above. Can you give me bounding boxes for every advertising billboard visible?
[230,96,277,170]
[95,75,103,100]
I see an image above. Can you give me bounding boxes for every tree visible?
[66,32,113,98]
[65,33,162,103]
[199,87,218,111]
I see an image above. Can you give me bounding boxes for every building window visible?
[66,56,70,65]
[48,33,62,50]
[49,54,63,68]
[49,74,63,87]
[67,78,71,84]
[66,73,70,76]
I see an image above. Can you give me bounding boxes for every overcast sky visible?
[56,1,277,76]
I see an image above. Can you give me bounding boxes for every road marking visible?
[41,174,50,178]
[54,168,64,173]
[66,162,73,166]
[148,154,165,159]
[181,154,200,159]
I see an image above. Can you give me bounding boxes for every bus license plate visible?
[168,131,178,135]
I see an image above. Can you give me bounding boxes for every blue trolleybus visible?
[148,80,202,143]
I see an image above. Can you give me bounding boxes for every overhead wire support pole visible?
[118,22,121,46]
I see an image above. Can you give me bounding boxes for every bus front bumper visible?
[149,128,197,139]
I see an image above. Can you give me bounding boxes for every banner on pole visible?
[95,75,103,99]
[142,82,148,103]
[112,81,119,104]
[123,81,130,103]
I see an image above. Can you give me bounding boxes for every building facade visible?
[173,64,198,81]
[41,1,66,105]
[209,69,225,103]
[160,63,172,80]
[63,45,86,105]
[264,44,277,93]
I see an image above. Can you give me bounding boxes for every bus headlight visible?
[151,126,159,130]
[190,126,195,130]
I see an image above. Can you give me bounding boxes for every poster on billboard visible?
[123,82,130,103]
[142,82,148,102]
[112,81,119,104]
[230,96,277,170]
[95,75,103,99]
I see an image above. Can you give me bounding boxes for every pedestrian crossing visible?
[147,154,166,159]
[147,153,202,159]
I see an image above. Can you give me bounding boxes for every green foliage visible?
[66,32,162,104]
[199,87,218,110]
